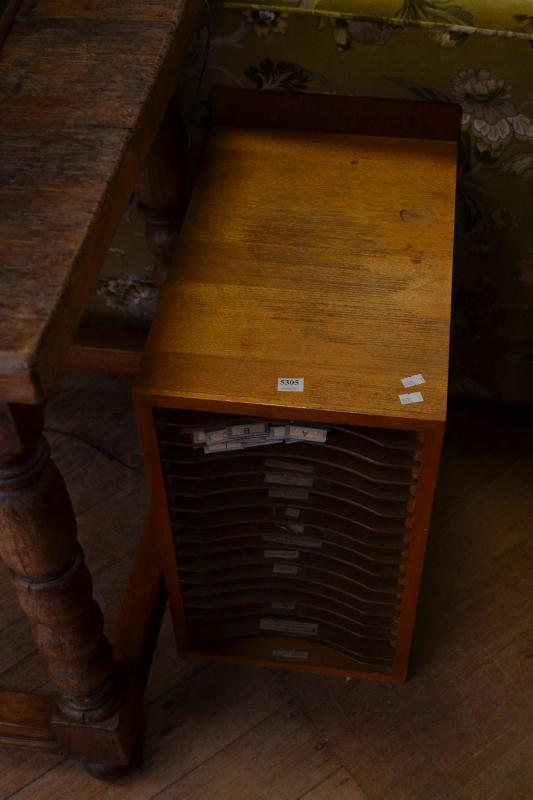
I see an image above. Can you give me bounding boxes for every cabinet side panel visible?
[391,424,445,680]
[134,393,190,652]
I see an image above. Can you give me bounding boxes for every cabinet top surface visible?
[137,126,457,426]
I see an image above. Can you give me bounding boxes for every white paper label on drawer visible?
[264,533,321,549]
[272,649,309,661]
[265,472,313,488]
[285,507,300,519]
[272,602,296,611]
[260,618,318,636]
[287,425,328,443]
[401,373,426,388]
[273,564,298,575]
[269,488,309,500]
[399,391,424,405]
[264,459,316,475]
[270,426,287,439]
[288,523,305,534]
[277,378,304,392]
[264,549,299,560]
[192,430,206,444]
[205,427,229,444]
[203,440,227,452]
[228,422,267,438]
[204,440,243,453]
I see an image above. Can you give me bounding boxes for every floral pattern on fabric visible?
[395,0,473,26]
[452,69,533,154]
[513,13,533,45]
[320,16,401,49]
[245,58,326,90]
[242,8,289,36]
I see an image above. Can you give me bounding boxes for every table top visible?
[137,125,457,429]
[0,0,200,404]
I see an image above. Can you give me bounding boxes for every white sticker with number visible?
[287,425,327,443]
[277,378,304,392]
[228,422,267,438]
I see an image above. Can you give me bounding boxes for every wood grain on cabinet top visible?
[138,125,457,428]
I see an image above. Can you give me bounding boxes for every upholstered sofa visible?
[91,0,533,403]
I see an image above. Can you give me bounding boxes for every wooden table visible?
[0,0,200,777]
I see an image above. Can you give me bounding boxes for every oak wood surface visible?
[0,0,202,404]
[137,124,457,426]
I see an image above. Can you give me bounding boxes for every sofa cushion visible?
[212,0,533,39]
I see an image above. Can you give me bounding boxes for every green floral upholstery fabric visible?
[92,0,533,402]
[214,0,533,37]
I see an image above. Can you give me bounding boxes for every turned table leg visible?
[137,95,190,289]
[0,402,142,774]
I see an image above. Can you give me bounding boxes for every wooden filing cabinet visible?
[135,91,459,682]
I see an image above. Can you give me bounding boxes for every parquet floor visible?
[1,374,531,800]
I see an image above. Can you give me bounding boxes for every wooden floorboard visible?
[0,376,532,799]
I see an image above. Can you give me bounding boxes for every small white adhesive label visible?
[399,391,424,405]
[264,549,299,560]
[229,422,267,438]
[269,488,309,501]
[287,425,327,443]
[277,378,304,392]
[401,374,426,388]
[288,524,305,534]
[205,427,229,444]
[272,649,309,661]
[203,440,243,453]
[285,507,300,519]
[273,564,298,575]
[265,472,313,488]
